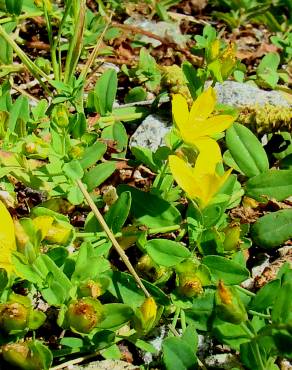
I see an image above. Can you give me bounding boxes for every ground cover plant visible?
[0,0,292,369]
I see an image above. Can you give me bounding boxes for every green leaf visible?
[79,141,107,169]
[124,86,147,103]
[99,304,134,330]
[106,271,170,308]
[71,242,110,282]
[245,170,292,202]
[101,122,128,158]
[272,279,292,324]
[8,95,29,132]
[131,146,161,172]
[162,337,197,370]
[67,185,84,205]
[105,191,131,233]
[94,69,117,116]
[185,291,215,331]
[202,255,250,284]
[146,239,191,267]
[226,123,269,177]
[249,279,281,312]
[0,22,16,64]
[83,162,116,192]
[63,160,84,181]
[182,62,204,98]
[117,185,182,228]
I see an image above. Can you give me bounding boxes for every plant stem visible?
[235,285,256,297]
[78,14,112,81]
[180,309,186,332]
[76,179,151,298]
[0,12,43,24]
[248,310,271,319]
[63,0,86,84]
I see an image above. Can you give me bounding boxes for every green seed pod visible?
[2,340,52,370]
[51,104,69,128]
[223,223,241,252]
[66,298,104,334]
[5,0,23,15]
[35,57,51,75]
[0,302,29,333]
[178,273,203,298]
[215,281,247,324]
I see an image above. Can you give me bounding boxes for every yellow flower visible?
[169,154,232,208]
[172,87,235,173]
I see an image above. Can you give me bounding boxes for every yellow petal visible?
[193,137,222,176]
[189,87,216,122]
[0,200,16,274]
[193,115,235,137]
[169,155,202,200]
[200,168,233,208]
[172,94,189,132]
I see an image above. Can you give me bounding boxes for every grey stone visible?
[212,81,290,107]
[70,360,138,370]
[129,114,171,152]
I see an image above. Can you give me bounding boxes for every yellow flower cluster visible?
[168,87,235,208]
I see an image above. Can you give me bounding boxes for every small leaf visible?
[202,255,249,284]
[245,170,292,202]
[94,69,117,115]
[146,239,191,267]
[83,162,116,192]
[226,123,269,177]
[162,337,197,370]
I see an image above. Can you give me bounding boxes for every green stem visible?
[63,0,86,84]
[76,179,151,298]
[240,322,254,339]
[235,285,256,297]
[248,310,271,319]
[0,12,43,24]
[52,1,72,81]
[253,342,266,370]
[148,224,181,234]
[180,309,186,332]
[172,307,180,327]
[42,3,59,80]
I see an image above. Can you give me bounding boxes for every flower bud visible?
[51,104,69,128]
[0,302,29,333]
[133,297,157,334]
[66,298,104,334]
[223,223,241,252]
[178,273,203,298]
[2,340,52,370]
[35,57,51,75]
[215,281,247,324]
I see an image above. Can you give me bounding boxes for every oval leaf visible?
[146,239,191,267]
[251,209,292,249]
[202,255,249,284]
[83,162,116,192]
[226,123,269,178]
[245,169,292,202]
